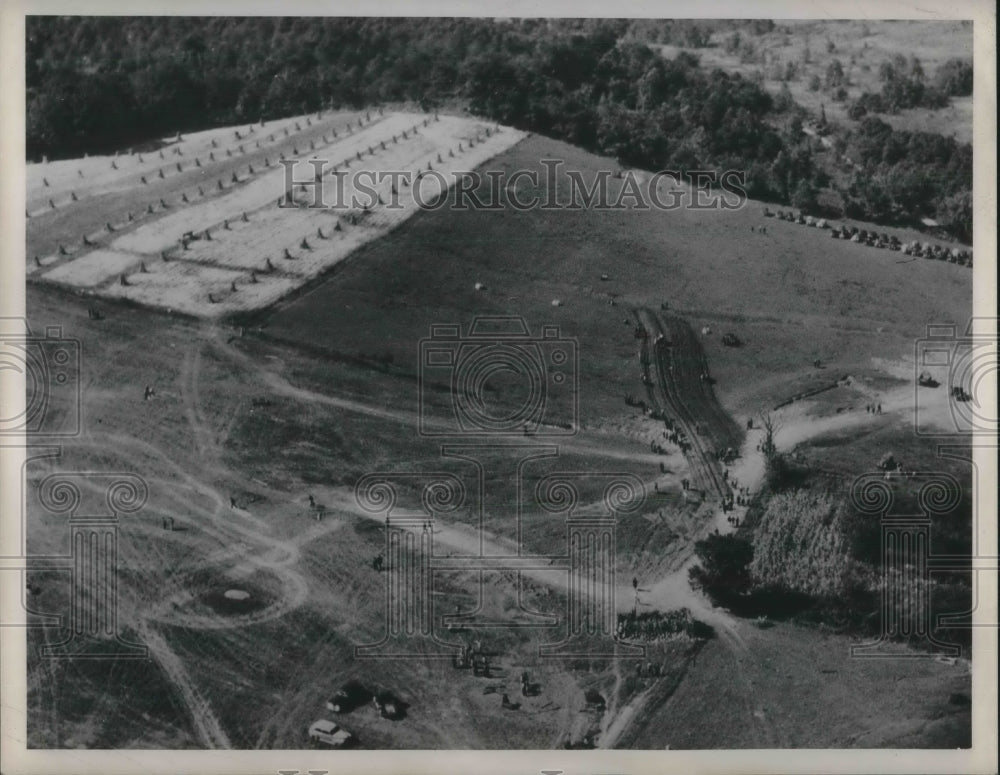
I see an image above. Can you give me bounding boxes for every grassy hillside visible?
[22,113,974,749]
[264,133,972,426]
[26,17,972,240]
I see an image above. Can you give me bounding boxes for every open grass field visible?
[28,111,525,316]
[265,134,972,426]
[658,20,974,142]
[21,106,973,750]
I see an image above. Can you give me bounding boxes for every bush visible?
[750,491,859,598]
[688,533,753,605]
[616,608,715,641]
[934,58,973,97]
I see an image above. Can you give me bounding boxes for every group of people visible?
[660,430,691,455]
[866,403,883,414]
[616,608,694,641]
[714,446,738,463]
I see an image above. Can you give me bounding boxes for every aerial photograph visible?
[5,14,992,760]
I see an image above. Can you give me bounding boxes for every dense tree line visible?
[847,55,972,118]
[840,117,973,240]
[26,17,971,239]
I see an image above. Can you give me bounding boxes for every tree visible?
[758,411,780,457]
[934,58,973,97]
[825,59,845,89]
[790,178,818,212]
[689,534,754,603]
[936,190,972,244]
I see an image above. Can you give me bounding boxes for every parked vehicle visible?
[307,719,355,748]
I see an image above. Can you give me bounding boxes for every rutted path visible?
[635,307,734,502]
[137,623,232,749]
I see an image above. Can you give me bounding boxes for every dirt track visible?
[635,308,741,502]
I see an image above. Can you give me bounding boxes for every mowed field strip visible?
[27,111,314,214]
[34,112,526,316]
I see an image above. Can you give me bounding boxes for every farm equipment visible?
[918,371,940,388]
[452,643,473,669]
[472,654,491,678]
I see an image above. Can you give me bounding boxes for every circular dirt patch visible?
[200,585,271,616]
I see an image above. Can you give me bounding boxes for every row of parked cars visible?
[763,206,972,266]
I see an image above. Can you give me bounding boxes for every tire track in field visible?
[634,308,729,502]
[207,327,663,465]
[137,623,232,748]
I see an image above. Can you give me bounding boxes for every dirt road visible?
[635,308,733,501]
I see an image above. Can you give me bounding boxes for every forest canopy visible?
[26,17,972,241]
